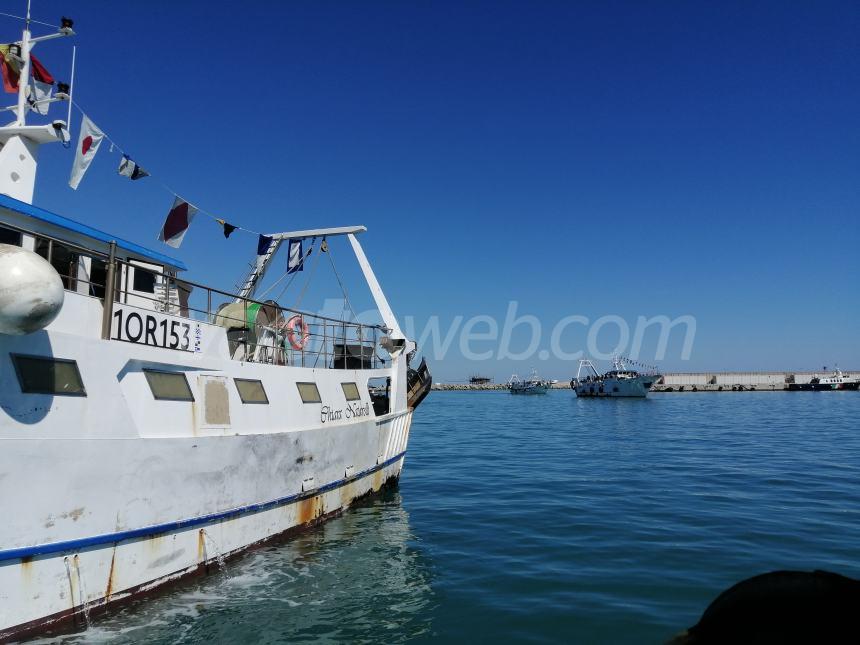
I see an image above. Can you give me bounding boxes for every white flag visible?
[69,115,105,190]
[27,78,53,115]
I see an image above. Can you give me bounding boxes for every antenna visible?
[67,45,75,125]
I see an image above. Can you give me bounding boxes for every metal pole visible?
[16,26,31,126]
[67,45,76,126]
[100,241,117,340]
[342,322,346,369]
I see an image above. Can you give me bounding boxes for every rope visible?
[0,12,57,28]
[295,238,322,309]
[69,99,264,237]
[268,240,316,303]
[325,241,359,324]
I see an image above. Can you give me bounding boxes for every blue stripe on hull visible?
[0,451,406,562]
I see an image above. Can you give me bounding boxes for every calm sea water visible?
[38,391,860,644]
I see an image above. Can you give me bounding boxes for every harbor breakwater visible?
[432,371,859,392]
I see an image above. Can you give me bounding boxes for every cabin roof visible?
[0,193,188,271]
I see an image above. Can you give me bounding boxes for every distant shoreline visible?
[433,370,860,392]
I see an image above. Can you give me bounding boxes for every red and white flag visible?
[158,196,198,248]
[69,115,105,190]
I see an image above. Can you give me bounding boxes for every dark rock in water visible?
[668,570,860,644]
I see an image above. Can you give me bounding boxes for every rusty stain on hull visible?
[104,548,117,600]
[19,555,33,587]
[297,495,324,525]
[197,529,206,563]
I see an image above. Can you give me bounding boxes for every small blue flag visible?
[287,239,303,274]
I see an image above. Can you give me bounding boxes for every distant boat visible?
[787,368,860,391]
[571,356,659,398]
[508,370,549,394]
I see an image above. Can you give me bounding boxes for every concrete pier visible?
[653,371,859,392]
[431,371,859,392]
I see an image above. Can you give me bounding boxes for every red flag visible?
[30,55,53,84]
[0,48,52,94]
[158,197,198,248]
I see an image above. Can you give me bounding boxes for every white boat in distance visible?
[508,369,550,394]
[572,357,659,398]
[0,14,430,640]
[787,367,860,391]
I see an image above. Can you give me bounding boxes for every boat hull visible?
[787,382,860,391]
[573,376,655,398]
[509,386,549,394]
[0,417,411,641]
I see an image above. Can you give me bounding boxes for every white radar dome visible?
[0,243,65,335]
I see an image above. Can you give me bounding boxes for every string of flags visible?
[619,356,658,372]
[64,103,264,250]
[4,43,289,260]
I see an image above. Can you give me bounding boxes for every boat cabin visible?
[0,193,186,310]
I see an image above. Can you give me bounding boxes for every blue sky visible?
[14,1,860,380]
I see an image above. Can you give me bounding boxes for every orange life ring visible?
[285,315,310,350]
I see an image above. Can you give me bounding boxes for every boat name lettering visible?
[111,307,201,353]
[320,402,370,423]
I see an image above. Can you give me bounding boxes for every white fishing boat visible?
[508,369,549,394]
[787,368,860,391]
[0,13,431,640]
[571,356,659,398]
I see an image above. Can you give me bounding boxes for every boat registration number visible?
[111,306,202,353]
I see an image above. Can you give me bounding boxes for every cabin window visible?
[341,382,361,401]
[88,258,107,298]
[296,382,321,403]
[35,238,78,290]
[0,225,22,246]
[367,376,390,416]
[143,369,194,401]
[132,266,157,294]
[11,354,86,396]
[235,378,269,404]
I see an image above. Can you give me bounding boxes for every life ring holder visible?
[285,315,310,350]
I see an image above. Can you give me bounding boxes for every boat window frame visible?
[0,224,22,246]
[341,382,361,401]
[296,381,322,404]
[143,368,195,402]
[234,378,269,404]
[10,353,87,396]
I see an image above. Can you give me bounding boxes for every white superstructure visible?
[0,14,430,640]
